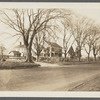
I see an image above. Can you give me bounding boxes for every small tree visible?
[0,45,6,60]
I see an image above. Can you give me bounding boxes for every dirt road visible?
[0,63,100,91]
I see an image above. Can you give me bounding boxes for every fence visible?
[8,56,26,60]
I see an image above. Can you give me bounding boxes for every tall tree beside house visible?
[33,32,46,61]
[0,9,70,62]
[61,18,75,61]
[70,15,92,61]
[84,21,96,61]
[84,24,100,61]
[91,25,100,61]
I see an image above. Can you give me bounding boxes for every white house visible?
[9,51,21,57]
[15,42,26,56]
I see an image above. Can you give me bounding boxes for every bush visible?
[0,55,9,60]
[39,57,61,63]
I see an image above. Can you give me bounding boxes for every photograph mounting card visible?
[0,2,100,98]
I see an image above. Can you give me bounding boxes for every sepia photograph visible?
[0,3,100,97]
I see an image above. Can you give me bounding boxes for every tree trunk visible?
[88,53,90,62]
[93,47,97,61]
[94,54,96,61]
[25,47,33,63]
[37,55,40,62]
[24,31,36,63]
[64,50,67,61]
[79,56,81,62]
[78,49,81,62]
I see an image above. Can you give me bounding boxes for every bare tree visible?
[91,26,100,61]
[84,21,95,61]
[0,9,70,62]
[84,24,100,61]
[33,32,46,61]
[84,35,93,61]
[61,20,75,61]
[33,25,59,62]
[93,43,100,61]
[70,15,91,61]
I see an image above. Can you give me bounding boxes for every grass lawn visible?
[0,61,40,69]
[59,61,100,65]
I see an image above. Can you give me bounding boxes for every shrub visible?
[0,61,40,69]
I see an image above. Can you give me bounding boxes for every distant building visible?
[9,41,62,59]
[15,42,26,56]
[9,51,21,57]
[41,41,62,57]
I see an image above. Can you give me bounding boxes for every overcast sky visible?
[0,3,100,54]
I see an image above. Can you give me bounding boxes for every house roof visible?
[68,46,75,55]
[9,51,21,55]
[46,41,62,48]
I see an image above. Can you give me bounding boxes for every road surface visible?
[0,63,100,91]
